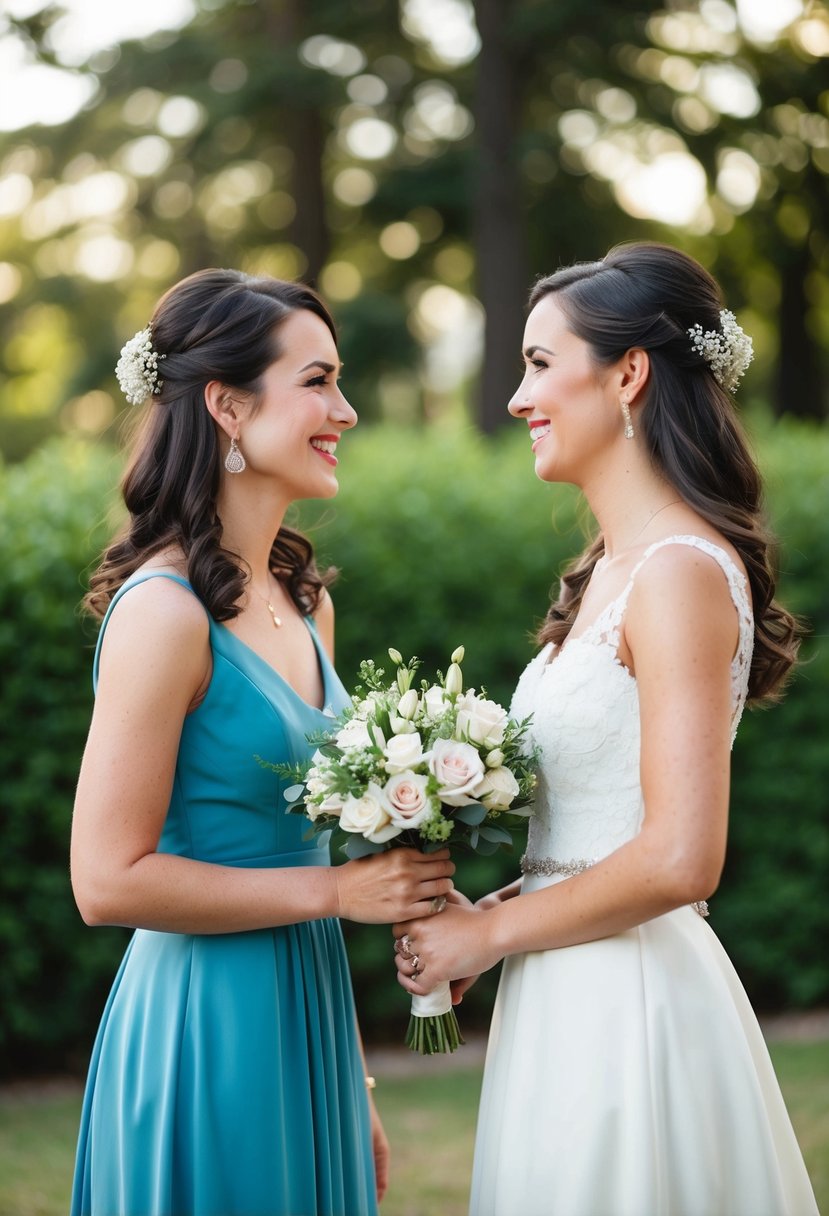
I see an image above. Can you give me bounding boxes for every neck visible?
[215,477,290,586]
[581,451,682,559]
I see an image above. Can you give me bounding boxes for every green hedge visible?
[1,422,826,1074]
[0,442,131,1074]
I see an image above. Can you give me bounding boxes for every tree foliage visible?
[0,0,828,458]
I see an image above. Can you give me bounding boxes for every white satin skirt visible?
[470,884,818,1216]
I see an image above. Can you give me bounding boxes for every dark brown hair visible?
[533,242,800,702]
[86,269,336,620]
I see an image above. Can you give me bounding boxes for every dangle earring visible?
[225,435,246,474]
[620,398,634,440]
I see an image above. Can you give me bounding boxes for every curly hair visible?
[532,242,800,702]
[85,269,336,621]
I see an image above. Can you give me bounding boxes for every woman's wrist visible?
[324,866,342,919]
[485,900,512,966]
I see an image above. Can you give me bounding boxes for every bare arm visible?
[71,579,453,934]
[395,546,737,988]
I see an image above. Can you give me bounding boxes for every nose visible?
[332,385,358,430]
[508,383,530,419]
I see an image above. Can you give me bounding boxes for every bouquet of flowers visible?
[272,646,537,1053]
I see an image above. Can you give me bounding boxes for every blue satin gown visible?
[71,572,377,1216]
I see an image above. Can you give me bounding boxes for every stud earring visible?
[225,435,246,473]
[620,399,634,440]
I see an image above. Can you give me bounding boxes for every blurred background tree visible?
[1,0,828,457]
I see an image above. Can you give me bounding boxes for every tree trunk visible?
[472,0,527,433]
[775,242,826,419]
[288,105,330,286]
[262,0,330,286]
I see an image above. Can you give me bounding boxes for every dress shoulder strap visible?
[92,571,201,691]
[623,534,753,630]
[596,534,754,743]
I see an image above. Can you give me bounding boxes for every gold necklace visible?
[252,575,283,628]
[628,500,683,546]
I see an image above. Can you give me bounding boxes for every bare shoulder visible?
[100,573,210,690]
[108,571,207,633]
[626,541,740,658]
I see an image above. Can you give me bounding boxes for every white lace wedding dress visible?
[470,537,818,1216]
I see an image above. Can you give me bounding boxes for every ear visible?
[617,348,650,403]
[203,380,244,439]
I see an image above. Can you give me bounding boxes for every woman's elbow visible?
[663,847,724,906]
[71,869,120,927]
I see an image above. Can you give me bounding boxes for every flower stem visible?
[405,1010,465,1054]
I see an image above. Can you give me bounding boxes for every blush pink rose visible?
[429,738,486,806]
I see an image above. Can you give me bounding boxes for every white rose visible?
[454,691,508,748]
[423,685,449,717]
[429,738,486,806]
[319,791,345,815]
[305,780,345,820]
[384,770,433,830]
[476,766,519,811]
[384,730,424,774]
[335,717,373,750]
[339,783,400,843]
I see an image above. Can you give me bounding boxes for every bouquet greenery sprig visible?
[271,646,537,1054]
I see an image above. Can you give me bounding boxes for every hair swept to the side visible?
[531,242,801,703]
[85,268,336,622]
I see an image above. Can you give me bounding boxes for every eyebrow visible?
[297,360,342,375]
[523,345,555,359]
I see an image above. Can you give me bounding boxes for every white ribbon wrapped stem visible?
[411,980,452,1018]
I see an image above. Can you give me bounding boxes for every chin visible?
[295,476,339,502]
[534,456,559,484]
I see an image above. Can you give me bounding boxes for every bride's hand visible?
[447,888,511,1002]
[446,887,474,910]
[392,902,502,995]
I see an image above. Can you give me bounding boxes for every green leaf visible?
[477,824,514,844]
[472,837,499,855]
[341,835,385,859]
[453,803,487,825]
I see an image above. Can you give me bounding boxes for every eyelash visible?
[305,374,327,387]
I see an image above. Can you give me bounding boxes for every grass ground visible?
[1,1041,826,1216]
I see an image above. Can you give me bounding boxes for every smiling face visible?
[237,307,357,502]
[509,294,623,487]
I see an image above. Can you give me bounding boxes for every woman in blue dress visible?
[70,268,455,1216]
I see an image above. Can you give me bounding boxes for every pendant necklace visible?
[253,574,283,628]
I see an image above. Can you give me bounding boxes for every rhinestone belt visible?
[520,853,709,918]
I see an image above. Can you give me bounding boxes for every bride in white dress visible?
[393,243,818,1215]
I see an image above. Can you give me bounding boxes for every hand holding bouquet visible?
[277,646,537,1053]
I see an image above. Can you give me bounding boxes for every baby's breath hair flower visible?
[115,325,165,405]
[687,309,753,393]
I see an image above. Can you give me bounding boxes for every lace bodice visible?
[512,536,754,866]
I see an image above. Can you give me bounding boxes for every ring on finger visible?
[394,934,415,960]
[430,894,447,915]
[409,953,421,972]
